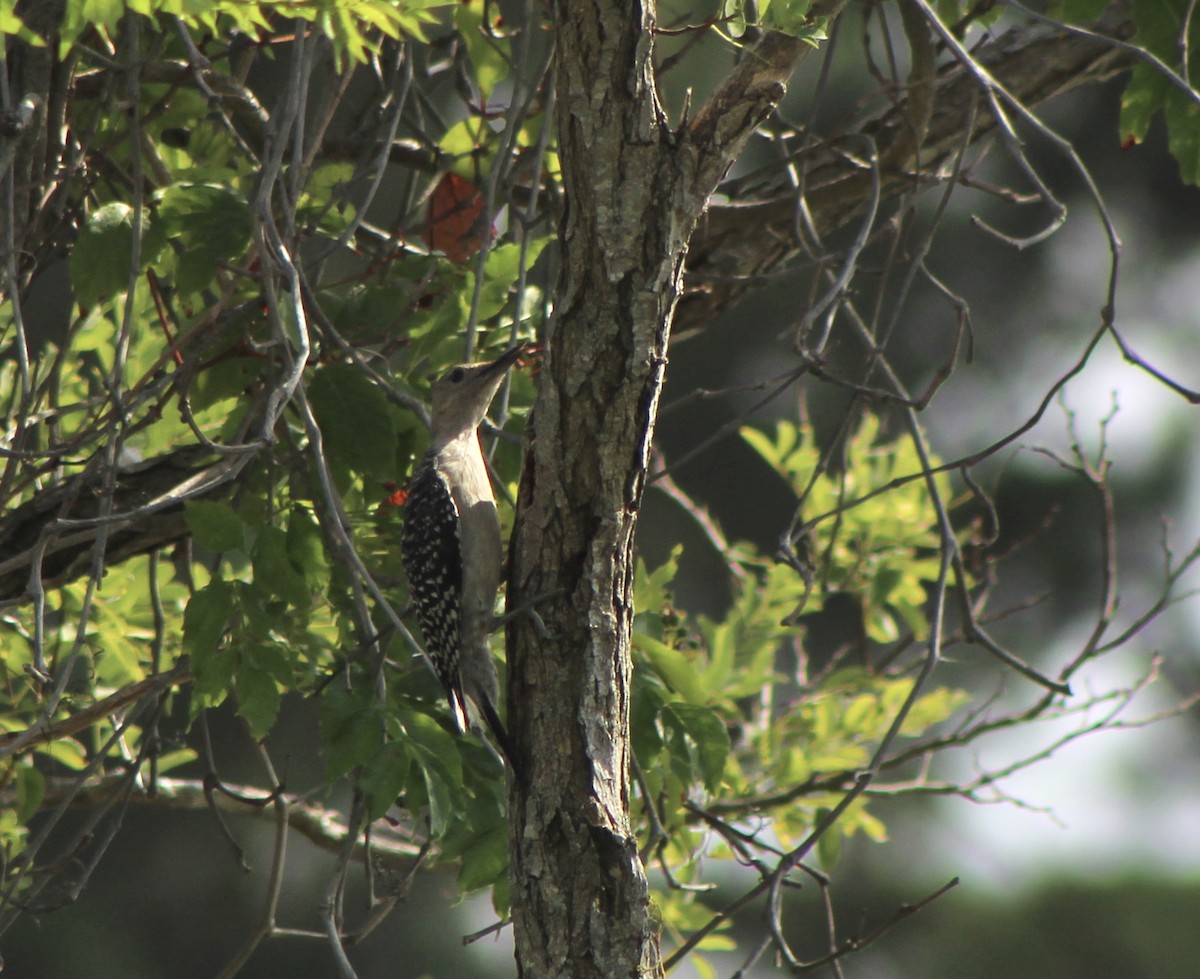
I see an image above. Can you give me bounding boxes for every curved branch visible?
[0,661,191,760]
[680,2,1138,329]
[23,774,425,869]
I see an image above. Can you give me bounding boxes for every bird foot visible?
[494,588,568,640]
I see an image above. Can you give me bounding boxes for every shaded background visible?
[6,10,1200,978]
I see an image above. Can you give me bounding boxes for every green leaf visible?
[697,620,736,697]
[184,579,235,698]
[236,581,274,640]
[456,821,508,892]
[634,633,706,704]
[287,507,331,592]
[309,363,399,483]
[1114,0,1200,182]
[808,742,869,771]
[154,749,198,774]
[663,703,730,793]
[631,677,667,759]
[190,356,264,410]
[235,657,281,740]
[72,203,136,310]
[455,1,510,98]
[723,0,748,38]
[399,709,463,837]
[15,764,44,824]
[741,420,822,495]
[299,163,357,236]
[362,741,411,819]
[185,500,245,553]
[898,686,969,736]
[854,806,889,843]
[816,812,842,868]
[330,281,416,341]
[634,546,681,615]
[696,935,737,953]
[156,184,252,295]
[841,693,881,734]
[491,873,510,917]
[1119,64,1166,147]
[320,684,384,781]
[739,422,789,474]
[478,238,550,321]
[407,282,470,342]
[93,629,144,688]
[0,1,43,45]
[762,0,813,34]
[1164,88,1200,184]
[35,738,87,770]
[439,116,498,174]
[252,525,310,608]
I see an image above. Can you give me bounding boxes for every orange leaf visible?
[423,173,488,263]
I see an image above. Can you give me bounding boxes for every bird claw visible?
[495,588,567,640]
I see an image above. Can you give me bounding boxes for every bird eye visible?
[448,367,465,383]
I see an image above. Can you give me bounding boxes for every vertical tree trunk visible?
[506,4,819,975]
[505,5,672,976]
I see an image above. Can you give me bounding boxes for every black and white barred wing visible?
[400,456,469,731]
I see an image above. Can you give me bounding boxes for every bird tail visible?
[476,693,522,783]
[446,686,471,735]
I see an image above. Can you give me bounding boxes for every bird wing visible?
[400,457,469,731]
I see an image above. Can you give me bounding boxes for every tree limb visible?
[19,774,425,869]
[680,2,1137,328]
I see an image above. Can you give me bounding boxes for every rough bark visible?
[504,5,823,976]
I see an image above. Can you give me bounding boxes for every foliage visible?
[0,0,453,65]
[1052,0,1200,183]
[628,420,970,970]
[721,0,830,45]
[740,417,961,642]
[0,0,550,918]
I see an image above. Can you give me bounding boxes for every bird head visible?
[429,343,528,439]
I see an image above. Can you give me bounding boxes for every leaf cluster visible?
[0,0,551,926]
[1,0,451,65]
[628,419,970,963]
[1040,0,1200,182]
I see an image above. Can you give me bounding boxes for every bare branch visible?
[25,774,425,869]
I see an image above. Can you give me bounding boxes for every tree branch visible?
[0,661,191,760]
[679,2,1137,329]
[0,446,247,605]
[23,774,425,869]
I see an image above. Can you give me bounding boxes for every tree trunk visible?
[505,4,822,975]
[504,5,673,972]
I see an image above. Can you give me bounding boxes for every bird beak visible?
[479,343,528,379]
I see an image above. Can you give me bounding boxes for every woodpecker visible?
[400,344,526,771]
